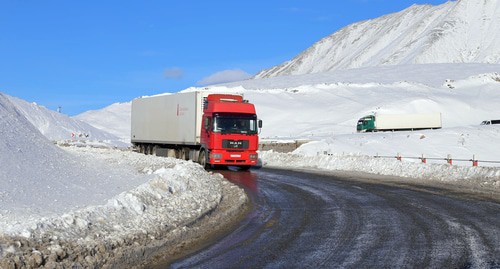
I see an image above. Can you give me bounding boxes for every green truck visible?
[357,113,442,132]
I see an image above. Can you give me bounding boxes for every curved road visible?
[170,168,500,268]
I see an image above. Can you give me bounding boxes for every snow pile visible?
[74,102,131,143]
[259,150,500,190]
[0,92,246,267]
[11,148,225,240]
[0,93,81,214]
[6,94,122,144]
[295,126,500,166]
[0,146,246,267]
[256,0,500,77]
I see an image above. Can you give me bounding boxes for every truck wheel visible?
[182,148,190,160]
[198,150,209,170]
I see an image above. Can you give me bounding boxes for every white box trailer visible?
[357,113,442,132]
[131,91,208,145]
[131,91,262,170]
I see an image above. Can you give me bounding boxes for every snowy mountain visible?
[255,0,500,78]
[5,94,120,142]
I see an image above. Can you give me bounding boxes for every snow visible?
[75,63,500,184]
[255,0,500,78]
[1,0,500,265]
[10,147,225,240]
[73,102,131,143]
[0,92,246,265]
[259,148,500,191]
[6,95,121,144]
[0,93,225,236]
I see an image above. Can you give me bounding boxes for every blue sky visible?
[1,0,447,115]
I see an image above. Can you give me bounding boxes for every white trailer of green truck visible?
[357,113,442,132]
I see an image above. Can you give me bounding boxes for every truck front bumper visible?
[209,150,258,166]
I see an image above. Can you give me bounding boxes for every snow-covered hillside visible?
[6,94,120,143]
[256,0,500,78]
[75,63,500,166]
[74,101,131,143]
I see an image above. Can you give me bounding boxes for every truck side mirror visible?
[258,119,263,128]
[204,117,210,131]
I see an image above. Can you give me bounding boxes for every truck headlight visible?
[249,153,258,159]
[210,153,222,159]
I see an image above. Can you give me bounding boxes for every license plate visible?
[230,154,241,158]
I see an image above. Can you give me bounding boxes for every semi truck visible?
[131,92,262,170]
[356,113,442,132]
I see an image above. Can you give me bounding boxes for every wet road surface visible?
[170,168,500,268]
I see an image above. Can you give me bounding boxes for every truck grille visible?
[222,140,249,149]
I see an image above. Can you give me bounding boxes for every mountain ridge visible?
[255,0,500,78]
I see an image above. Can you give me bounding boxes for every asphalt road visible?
[170,168,500,268]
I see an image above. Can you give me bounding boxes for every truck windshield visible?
[213,114,258,134]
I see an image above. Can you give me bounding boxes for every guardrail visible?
[372,153,500,167]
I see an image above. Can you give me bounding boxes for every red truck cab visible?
[199,94,261,170]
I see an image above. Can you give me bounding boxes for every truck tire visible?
[198,150,209,170]
[182,148,190,160]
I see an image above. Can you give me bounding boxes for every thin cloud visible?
[164,67,184,79]
[197,69,252,86]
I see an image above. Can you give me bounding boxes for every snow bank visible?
[3,148,224,239]
[0,92,247,267]
[260,150,500,191]
[0,147,247,267]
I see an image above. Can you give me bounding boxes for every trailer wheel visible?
[198,150,209,170]
[182,147,190,160]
